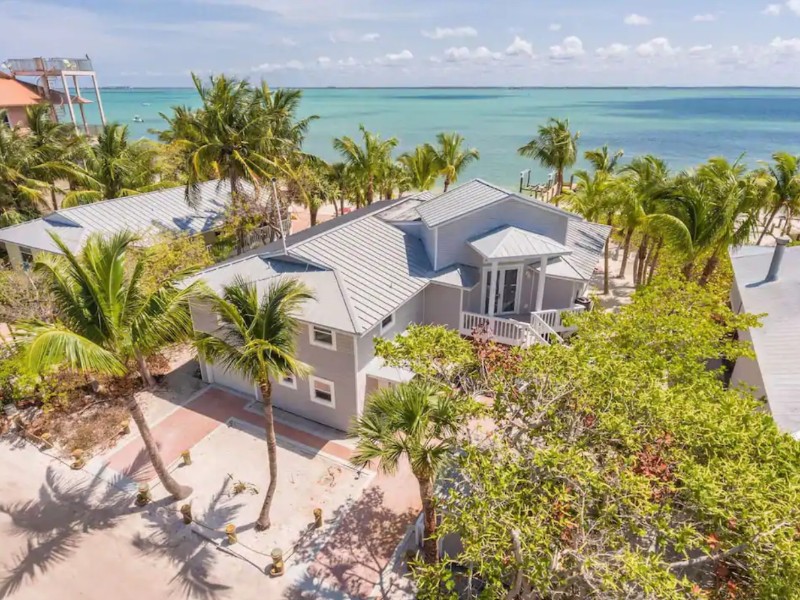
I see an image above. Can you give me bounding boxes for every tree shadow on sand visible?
[132,479,246,600]
[282,486,417,600]
[0,464,132,599]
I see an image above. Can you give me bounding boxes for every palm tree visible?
[195,277,313,530]
[398,145,439,192]
[350,381,461,564]
[0,114,49,217]
[429,132,480,192]
[756,152,800,244]
[584,145,624,175]
[63,123,171,206]
[663,158,764,284]
[564,170,617,294]
[518,118,580,199]
[16,231,203,499]
[333,125,398,205]
[619,155,673,285]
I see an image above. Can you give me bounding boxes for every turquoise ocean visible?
[94,87,800,189]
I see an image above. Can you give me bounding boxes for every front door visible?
[483,266,521,315]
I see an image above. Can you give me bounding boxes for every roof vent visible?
[765,237,790,282]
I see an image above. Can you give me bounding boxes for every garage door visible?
[207,361,255,397]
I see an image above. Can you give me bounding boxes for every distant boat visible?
[132,115,144,123]
[142,102,151,106]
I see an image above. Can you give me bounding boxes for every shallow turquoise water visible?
[84,87,800,188]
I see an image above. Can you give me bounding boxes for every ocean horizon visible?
[78,86,800,189]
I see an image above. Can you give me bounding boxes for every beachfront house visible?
[190,179,611,431]
[0,180,284,271]
[729,238,800,436]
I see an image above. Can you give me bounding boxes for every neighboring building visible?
[730,238,800,435]
[1,57,106,134]
[190,179,611,431]
[0,180,283,271]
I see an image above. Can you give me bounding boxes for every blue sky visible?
[3,0,800,86]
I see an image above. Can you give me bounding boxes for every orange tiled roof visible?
[0,76,44,107]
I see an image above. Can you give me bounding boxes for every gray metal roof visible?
[289,215,431,333]
[730,245,800,434]
[429,264,480,288]
[416,179,575,228]
[378,198,424,222]
[194,256,356,333]
[561,220,612,281]
[469,226,573,261]
[0,180,232,253]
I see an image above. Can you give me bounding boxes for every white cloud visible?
[763,4,782,15]
[624,13,651,26]
[317,56,331,66]
[549,36,585,61]
[385,49,414,61]
[422,26,478,39]
[506,36,535,58]
[280,36,297,46]
[689,44,713,54]
[595,43,630,60]
[636,37,679,57]
[444,46,503,62]
[770,36,800,53]
[337,56,359,67]
[329,30,381,43]
[252,59,305,72]
[788,0,800,15]
[692,14,717,22]
[548,23,562,32]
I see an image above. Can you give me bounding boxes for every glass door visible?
[483,266,521,315]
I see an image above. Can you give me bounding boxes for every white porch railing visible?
[531,306,586,334]
[530,312,564,344]
[460,311,548,347]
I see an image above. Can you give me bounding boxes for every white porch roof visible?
[364,357,416,384]
[469,226,572,261]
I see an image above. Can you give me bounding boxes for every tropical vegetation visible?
[194,277,312,530]
[14,231,205,499]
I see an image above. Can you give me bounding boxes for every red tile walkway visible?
[104,386,352,481]
[103,385,420,599]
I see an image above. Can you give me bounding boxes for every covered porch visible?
[458,226,589,346]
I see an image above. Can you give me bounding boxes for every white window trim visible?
[380,312,395,334]
[309,376,336,408]
[481,263,524,315]
[277,374,297,390]
[309,325,337,350]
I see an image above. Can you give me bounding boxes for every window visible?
[19,246,34,271]
[380,312,395,333]
[309,325,336,350]
[310,376,335,407]
[278,374,297,390]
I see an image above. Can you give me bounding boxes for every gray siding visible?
[464,285,482,313]
[535,274,579,311]
[435,198,570,270]
[422,284,462,329]
[420,225,437,269]
[271,324,358,431]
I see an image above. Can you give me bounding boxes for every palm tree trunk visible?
[367,177,374,205]
[126,395,192,499]
[555,169,564,197]
[757,206,781,244]
[135,349,156,388]
[309,205,318,227]
[256,379,279,531]
[782,208,794,236]
[51,188,58,212]
[699,253,720,286]
[417,476,438,564]
[443,176,451,193]
[603,215,613,294]
[618,228,634,278]
[634,234,649,287]
[647,239,663,285]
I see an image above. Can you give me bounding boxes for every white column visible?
[60,73,78,133]
[91,73,107,125]
[488,261,499,316]
[535,256,548,312]
[73,75,90,135]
